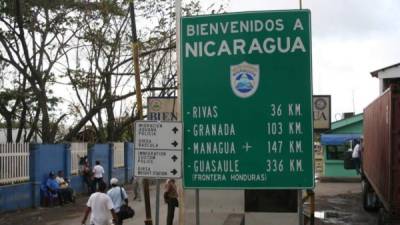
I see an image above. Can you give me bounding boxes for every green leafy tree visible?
[0,0,226,143]
[0,0,85,142]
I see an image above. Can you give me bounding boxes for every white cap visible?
[110,178,118,185]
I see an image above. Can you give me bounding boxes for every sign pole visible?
[298,3,304,225]
[298,190,304,225]
[129,1,152,225]
[196,189,200,225]
[175,1,185,225]
[155,179,160,225]
[176,0,181,92]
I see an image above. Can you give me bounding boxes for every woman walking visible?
[164,179,179,225]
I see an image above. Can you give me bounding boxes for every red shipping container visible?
[362,85,400,223]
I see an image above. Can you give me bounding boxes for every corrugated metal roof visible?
[331,113,363,130]
[370,62,400,77]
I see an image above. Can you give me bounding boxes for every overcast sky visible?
[215,0,400,121]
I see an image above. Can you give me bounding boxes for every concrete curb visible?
[317,176,361,183]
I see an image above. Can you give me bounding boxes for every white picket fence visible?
[0,142,125,184]
[70,142,88,175]
[113,142,124,168]
[0,143,30,185]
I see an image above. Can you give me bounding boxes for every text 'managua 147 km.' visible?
[181,10,314,189]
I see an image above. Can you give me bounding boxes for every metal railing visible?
[113,142,124,168]
[70,142,87,175]
[0,143,30,185]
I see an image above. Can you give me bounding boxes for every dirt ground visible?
[313,182,378,225]
[0,191,89,225]
[0,183,173,225]
[0,181,379,225]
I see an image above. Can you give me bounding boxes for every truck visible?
[361,84,400,225]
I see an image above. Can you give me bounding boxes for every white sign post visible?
[134,121,182,178]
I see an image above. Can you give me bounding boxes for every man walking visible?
[92,160,105,191]
[82,181,117,225]
[352,139,362,175]
[107,178,129,225]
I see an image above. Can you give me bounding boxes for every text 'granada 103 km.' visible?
[182,10,314,189]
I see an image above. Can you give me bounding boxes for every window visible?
[326,145,349,160]
[245,190,297,212]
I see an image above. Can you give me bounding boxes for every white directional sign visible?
[134,121,182,178]
[135,150,181,177]
[134,121,182,150]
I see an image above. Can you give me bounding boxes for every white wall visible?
[377,65,400,94]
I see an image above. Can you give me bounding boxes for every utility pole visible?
[129,1,153,225]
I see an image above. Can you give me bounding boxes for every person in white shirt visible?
[352,139,361,175]
[107,178,129,225]
[92,160,105,191]
[82,181,117,225]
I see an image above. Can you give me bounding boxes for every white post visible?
[176,0,181,103]
[176,1,183,225]
[155,179,160,225]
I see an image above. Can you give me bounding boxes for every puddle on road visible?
[327,198,349,205]
[315,210,352,225]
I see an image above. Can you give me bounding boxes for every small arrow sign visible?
[171,141,178,147]
[171,155,178,162]
[172,127,179,134]
[171,169,178,175]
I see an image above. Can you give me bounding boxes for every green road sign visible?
[181,10,313,189]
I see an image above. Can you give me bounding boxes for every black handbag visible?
[163,191,169,203]
[171,197,179,208]
[119,187,135,219]
[164,191,179,208]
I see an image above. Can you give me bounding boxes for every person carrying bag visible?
[107,178,134,225]
[119,187,135,220]
[164,179,179,225]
